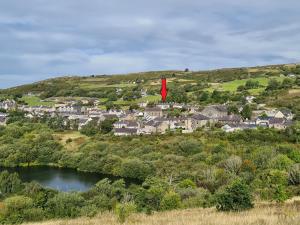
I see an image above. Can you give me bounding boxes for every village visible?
[0,96,294,136]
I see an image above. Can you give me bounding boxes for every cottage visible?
[114,128,138,136]
[0,113,8,126]
[0,100,16,110]
[200,105,228,119]
[217,115,242,125]
[113,120,139,129]
[185,114,210,131]
[144,107,163,118]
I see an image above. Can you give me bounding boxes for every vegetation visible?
[0,63,300,224]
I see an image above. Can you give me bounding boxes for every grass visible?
[80,82,136,90]
[20,96,54,107]
[205,77,285,95]
[23,200,300,225]
[53,131,88,151]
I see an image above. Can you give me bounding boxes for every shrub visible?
[182,188,213,208]
[223,155,242,174]
[288,164,300,185]
[178,179,196,189]
[216,179,253,211]
[269,154,294,170]
[46,192,85,218]
[115,201,136,223]
[160,191,182,211]
[3,195,34,223]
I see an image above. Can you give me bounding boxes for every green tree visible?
[241,104,252,120]
[0,171,23,196]
[216,179,253,211]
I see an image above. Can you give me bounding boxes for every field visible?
[53,131,89,151]
[205,76,285,95]
[24,200,300,225]
[20,96,54,106]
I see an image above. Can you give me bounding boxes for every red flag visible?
[161,77,167,102]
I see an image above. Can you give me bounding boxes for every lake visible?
[0,166,136,192]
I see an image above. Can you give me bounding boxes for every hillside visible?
[1,63,300,111]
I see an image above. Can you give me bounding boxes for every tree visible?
[241,104,252,120]
[281,78,294,89]
[216,179,253,211]
[0,171,23,196]
[266,79,281,91]
[100,119,116,134]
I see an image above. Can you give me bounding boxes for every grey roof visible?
[218,115,242,122]
[114,128,137,134]
[145,107,162,112]
[269,117,285,124]
[192,114,210,120]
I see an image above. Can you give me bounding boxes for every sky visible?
[0,0,300,88]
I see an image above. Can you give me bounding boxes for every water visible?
[0,166,136,192]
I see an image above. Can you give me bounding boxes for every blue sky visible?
[0,0,300,88]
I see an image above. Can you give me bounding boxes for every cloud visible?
[0,0,300,88]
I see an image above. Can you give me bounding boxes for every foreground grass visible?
[24,200,300,225]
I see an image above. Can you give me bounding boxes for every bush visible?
[288,164,300,185]
[181,188,213,208]
[216,179,253,211]
[115,201,136,223]
[46,192,85,218]
[160,191,182,211]
[3,195,34,223]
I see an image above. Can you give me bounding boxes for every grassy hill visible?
[0,63,299,110]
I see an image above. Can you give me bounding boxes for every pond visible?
[0,166,138,192]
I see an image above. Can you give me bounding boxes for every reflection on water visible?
[0,166,136,192]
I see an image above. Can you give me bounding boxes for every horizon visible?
[1,0,300,88]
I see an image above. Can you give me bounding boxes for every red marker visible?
[161,77,168,102]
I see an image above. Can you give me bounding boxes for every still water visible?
[0,166,134,192]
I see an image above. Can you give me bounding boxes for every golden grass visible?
[53,131,88,151]
[24,200,300,225]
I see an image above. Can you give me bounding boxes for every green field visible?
[205,76,285,95]
[20,96,55,106]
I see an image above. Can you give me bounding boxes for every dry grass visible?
[24,201,300,225]
[53,131,88,151]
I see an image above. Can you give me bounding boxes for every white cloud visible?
[0,0,300,88]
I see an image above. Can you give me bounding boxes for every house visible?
[0,113,8,126]
[0,100,16,110]
[264,110,285,119]
[185,114,210,131]
[246,96,255,104]
[200,105,228,119]
[144,107,163,118]
[268,118,290,130]
[217,115,242,125]
[114,128,138,136]
[99,114,118,121]
[157,103,171,110]
[57,105,84,114]
[113,120,139,129]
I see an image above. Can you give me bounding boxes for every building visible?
[0,113,8,126]
[217,115,242,125]
[200,105,228,119]
[144,107,163,118]
[114,128,138,136]
[113,120,139,129]
[185,114,211,131]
